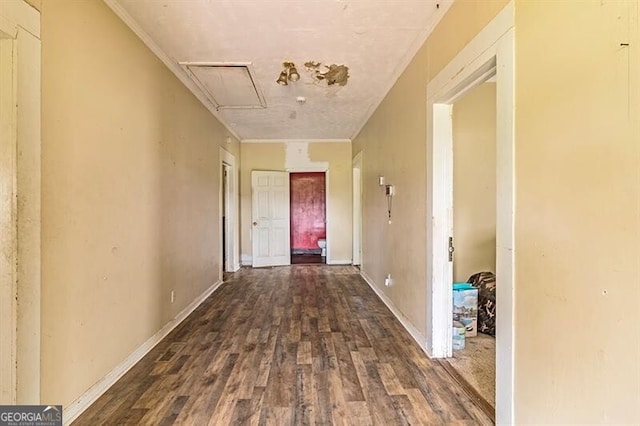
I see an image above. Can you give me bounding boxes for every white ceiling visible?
[106,0,452,142]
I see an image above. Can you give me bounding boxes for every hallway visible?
[73,266,491,425]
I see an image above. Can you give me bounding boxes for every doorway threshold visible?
[291,254,325,265]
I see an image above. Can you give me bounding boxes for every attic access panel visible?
[180,62,266,109]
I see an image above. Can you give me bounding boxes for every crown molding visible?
[349,0,454,141]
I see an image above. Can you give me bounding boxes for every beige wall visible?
[452,83,496,283]
[31,0,640,420]
[41,0,239,407]
[352,0,508,337]
[355,0,640,422]
[240,141,352,264]
[514,0,640,422]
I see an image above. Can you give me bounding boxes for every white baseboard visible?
[327,259,352,265]
[359,271,430,357]
[232,263,241,272]
[241,254,252,266]
[63,279,224,425]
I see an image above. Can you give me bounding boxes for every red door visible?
[290,173,326,252]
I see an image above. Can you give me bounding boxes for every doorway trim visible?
[219,147,239,275]
[426,2,514,424]
[0,0,41,404]
[352,152,363,266]
[0,22,18,407]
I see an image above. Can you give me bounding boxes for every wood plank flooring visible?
[72,265,493,425]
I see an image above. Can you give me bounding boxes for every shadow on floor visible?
[291,254,325,264]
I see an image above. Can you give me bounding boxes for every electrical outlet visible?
[384,273,392,287]
[170,290,175,303]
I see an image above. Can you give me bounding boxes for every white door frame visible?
[219,147,239,274]
[352,152,363,265]
[0,0,41,404]
[0,22,18,407]
[426,2,514,424]
[221,162,231,272]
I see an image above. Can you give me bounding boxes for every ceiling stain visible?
[289,111,297,120]
[305,61,350,86]
[323,65,349,86]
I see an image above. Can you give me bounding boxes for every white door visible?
[251,171,291,267]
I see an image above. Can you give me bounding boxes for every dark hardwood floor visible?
[291,254,324,264]
[72,265,492,425]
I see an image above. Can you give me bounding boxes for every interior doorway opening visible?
[222,163,230,271]
[445,81,497,415]
[426,4,514,423]
[352,152,363,266]
[289,172,326,265]
[220,147,238,275]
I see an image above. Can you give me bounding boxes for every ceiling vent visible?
[180,62,266,109]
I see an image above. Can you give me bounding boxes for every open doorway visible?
[426,3,514,423]
[445,82,497,413]
[222,163,230,271]
[220,147,238,276]
[352,152,363,266]
[289,172,326,265]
